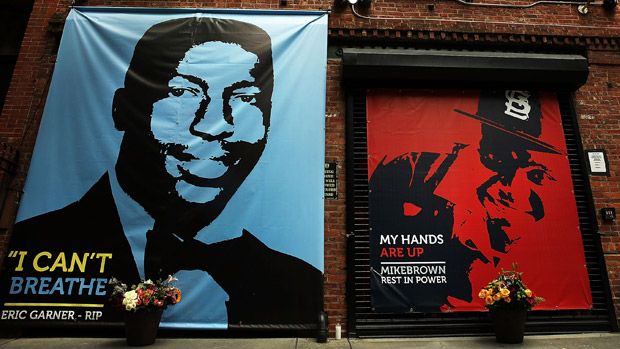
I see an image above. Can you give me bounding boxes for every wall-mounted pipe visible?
[450,0,599,9]
[350,3,620,30]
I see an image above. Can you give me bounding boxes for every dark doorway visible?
[0,0,34,113]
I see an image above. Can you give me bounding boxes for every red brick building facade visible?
[0,0,619,337]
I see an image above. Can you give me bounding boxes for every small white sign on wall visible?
[586,150,610,176]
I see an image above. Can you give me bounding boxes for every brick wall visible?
[0,0,619,337]
[325,58,347,336]
[576,48,620,322]
[0,0,73,272]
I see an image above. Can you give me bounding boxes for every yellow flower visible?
[478,289,487,299]
[524,289,532,297]
[500,288,510,297]
[493,293,501,301]
[485,295,494,305]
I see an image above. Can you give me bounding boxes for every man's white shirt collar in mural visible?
[107,169,152,280]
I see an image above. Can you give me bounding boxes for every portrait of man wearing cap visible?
[367,88,572,311]
[469,90,562,265]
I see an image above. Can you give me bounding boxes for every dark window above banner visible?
[341,48,588,90]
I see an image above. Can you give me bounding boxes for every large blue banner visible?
[0,7,326,329]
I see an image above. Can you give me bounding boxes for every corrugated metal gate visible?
[345,89,616,337]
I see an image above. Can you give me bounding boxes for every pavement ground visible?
[0,332,619,349]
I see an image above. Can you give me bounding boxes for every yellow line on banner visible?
[4,303,104,308]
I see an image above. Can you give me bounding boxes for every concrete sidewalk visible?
[0,333,619,349]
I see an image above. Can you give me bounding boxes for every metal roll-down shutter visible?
[344,49,615,337]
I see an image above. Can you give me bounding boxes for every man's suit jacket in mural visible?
[5,173,323,326]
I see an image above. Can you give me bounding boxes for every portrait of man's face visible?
[478,147,556,253]
[480,149,553,215]
[150,41,267,204]
[112,17,274,236]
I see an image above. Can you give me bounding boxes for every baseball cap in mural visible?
[455,90,562,155]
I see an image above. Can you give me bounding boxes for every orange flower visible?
[173,289,182,304]
[478,289,488,299]
[524,289,532,297]
[485,295,494,305]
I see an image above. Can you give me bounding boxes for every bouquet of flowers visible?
[108,275,182,312]
[479,264,544,310]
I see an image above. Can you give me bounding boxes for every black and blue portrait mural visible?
[0,8,327,329]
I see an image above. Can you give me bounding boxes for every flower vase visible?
[489,308,527,344]
[124,309,164,346]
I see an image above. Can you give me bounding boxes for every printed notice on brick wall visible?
[324,162,337,199]
[367,89,592,313]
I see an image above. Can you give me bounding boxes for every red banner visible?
[367,89,592,312]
